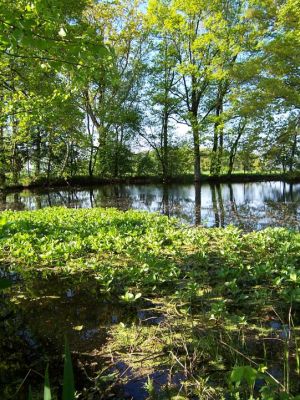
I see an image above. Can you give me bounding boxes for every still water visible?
[1,181,300,230]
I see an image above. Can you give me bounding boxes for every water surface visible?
[1,181,300,230]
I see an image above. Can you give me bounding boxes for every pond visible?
[1,183,300,399]
[1,181,300,230]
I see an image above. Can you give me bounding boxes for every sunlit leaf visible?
[58,27,67,38]
[73,325,83,331]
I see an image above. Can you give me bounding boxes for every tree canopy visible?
[0,0,299,188]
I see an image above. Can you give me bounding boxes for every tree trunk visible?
[11,142,19,185]
[34,129,41,178]
[47,143,52,184]
[11,118,20,185]
[289,132,297,172]
[216,118,224,176]
[113,128,120,178]
[190,109,201,182]
[211,98,223,176]
[210,122,219,176]
[60,141,70,177]
[162,109,169,183]
[227,122,246,175]
[0,123,5,189]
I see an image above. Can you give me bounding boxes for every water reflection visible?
[1,181,300,230]
[0,273,166,398]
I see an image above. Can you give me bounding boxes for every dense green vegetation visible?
[0,0,299,398]
[0,0,299,188]
[1,207,300,398]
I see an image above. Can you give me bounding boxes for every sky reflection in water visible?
[1,181,300,230]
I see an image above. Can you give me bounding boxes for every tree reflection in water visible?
[0,181,300,230]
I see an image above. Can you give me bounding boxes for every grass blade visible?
[44,365,52,400]
[28,385,33,400]
[62,337,75,400]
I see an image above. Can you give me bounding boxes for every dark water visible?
[1,270,294,399]
[1,181,300,230]
[0,271,167,399]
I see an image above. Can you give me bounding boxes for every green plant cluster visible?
[1,207,300,399]
[0,208,299,299]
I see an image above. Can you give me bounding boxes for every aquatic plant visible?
[1,207,300,398]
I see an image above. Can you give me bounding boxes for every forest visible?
[1,1,300,400]
[0,0,299,188]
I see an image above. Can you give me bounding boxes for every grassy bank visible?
[1,171,300,192]
[1,208,300,399]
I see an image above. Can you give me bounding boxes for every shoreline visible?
[1,172,299,193]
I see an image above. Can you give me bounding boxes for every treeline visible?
[0,0,299,188]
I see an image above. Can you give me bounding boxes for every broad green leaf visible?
[230,365,258,388]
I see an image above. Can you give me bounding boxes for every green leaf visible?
[230,365,258,388]
[44,365,52,400]
[62,337,75,400]
[0,278,13,290]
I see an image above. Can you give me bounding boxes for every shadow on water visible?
[0,271,168,399]
[2,269,300,399]
[1,181,300,230]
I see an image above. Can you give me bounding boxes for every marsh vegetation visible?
[1,207,300,399]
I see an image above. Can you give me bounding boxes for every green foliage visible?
[0,0,298,186]
[1,207,300,398]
